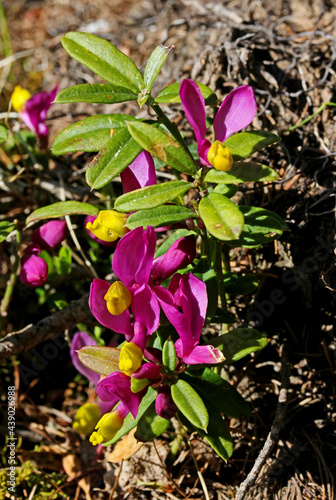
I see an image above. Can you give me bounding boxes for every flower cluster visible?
[20,220,67,287]
[73,226,225,445]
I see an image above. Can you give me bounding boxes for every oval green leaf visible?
[199,192,244,241]
[224,131,281,160]
[0,124,8,143]
[223,272,259,295]
[115,181,192,212]
[126,205,196,230]
[155,81,218,106]
[144,45,174,90]
[127,121,196,174]
[61,32,144,92]
[135,402,170,442]
[162,338,177,373]
[78,345,121,376]
[86,128,143,189]
[171,379,208,431]
[214,184,238,197]
[26,201,99,225]
[209,328,268,363]
[52,114,138,154]
[0,221,15,242]
[205,162,279,184]
[55,83,137,104]
[228,205,284,248]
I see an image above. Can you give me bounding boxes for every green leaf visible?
[211,307,236,324]
[155,82,218,106]
[54,246,72,275]
[0,124,8,143]
[223,272,258,295]
[77,345,121,376]
[86,128,143,189]
[126,205,196,230]
[199,192,244,241]
[224,131,281,160]
[55,83,137,104]
[127,121,196,174]
[214,184,238,197]
[228,206,284,248]
[39,250,55,280]
[162,338,177,372]
[52,114,139,154]
[26,201,99,225]
[155,229,195,258]
[171,379,208,430]
[61,32,144,92]
[144,45,174,90]
[135,402,170,442]
[0,221,15,242]
[209,328,268,363]
[205,162,279,184]
[115,180,192,212]
[199,369,251,419]
[106,387,157,445]
[178,403,233,461]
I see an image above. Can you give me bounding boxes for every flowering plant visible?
[18,33,287,460]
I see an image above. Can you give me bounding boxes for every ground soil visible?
[1,0,335,499]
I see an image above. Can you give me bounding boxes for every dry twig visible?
[0,294,90,363]
[235,350,291,500]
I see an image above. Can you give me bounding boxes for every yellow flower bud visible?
[119,342,142,376]
[73,403,101,435]
[86,210,128,242]
[89,410,124,446]
[207,141,233,172]
[11,86,31,112]
[104,281,132,315]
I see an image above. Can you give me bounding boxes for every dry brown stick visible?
[235,350,291,500]
[0,293,90,364]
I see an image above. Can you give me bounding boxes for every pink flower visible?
[89,227,196,350]
[155,273,224,365]
[120,150,156,193]
[179,80,257,169]
[32,220,67,250]
[19,253,48,287]
[20,86,58,139]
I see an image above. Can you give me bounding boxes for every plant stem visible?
[0,222,21,334]
[215,240,227,312]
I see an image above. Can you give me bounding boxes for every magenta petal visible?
[21,85,58,138]
[132,283,160,337]
[20,254,48,287]
[96,372,143,418]
[150,235,196,282]
[213,85,257,142]
[97,399,115,415]
[132,362,160,381]
[89,279,132,336]
[175,341,224,365]
[180,79,207,148]
[155,386,177,419]
[112,226,156,287]
[70,332,100,385]
[32,220,67,250]
[121,151,156,193]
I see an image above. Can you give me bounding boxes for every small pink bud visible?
[32,220,67,250]
[155,386,177,420]
[20,253,48,287]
